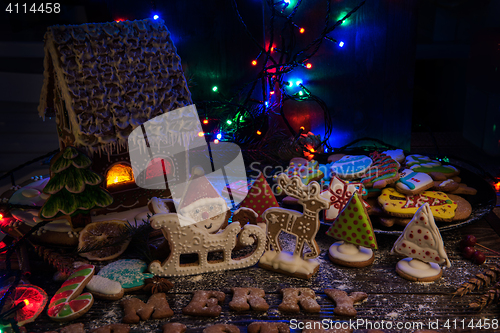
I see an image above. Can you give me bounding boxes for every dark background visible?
[0,0,499,174]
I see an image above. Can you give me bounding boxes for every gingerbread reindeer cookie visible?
[259,174,330,279]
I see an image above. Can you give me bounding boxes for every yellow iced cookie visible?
[378,188,457,221]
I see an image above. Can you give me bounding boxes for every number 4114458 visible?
[5,3,60,14]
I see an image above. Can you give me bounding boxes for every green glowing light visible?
[212,86,218,92]
[226,120,232,125]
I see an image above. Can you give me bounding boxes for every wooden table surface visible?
[21,209,500,333]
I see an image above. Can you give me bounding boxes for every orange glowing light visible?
[256,130,262,135]
[23,299,29,306]
[305,63,312,69]
[270,91,275,95]
[299,28,305,33]
[198,131,204,137]
[203,119,209,124]
[494,181,500,192]
[214,139,219,144]
[251,60,257,66]
[0,213,3,219]
[300,126,305,131]
[115,18,124,22]
[106,164,135,187]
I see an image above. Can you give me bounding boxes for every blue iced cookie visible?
[330,155,372,180]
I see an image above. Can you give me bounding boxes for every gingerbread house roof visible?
[38,18,192,156]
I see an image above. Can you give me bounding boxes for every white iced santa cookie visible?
[391,203,450,282]
[177,168,229,233]
[86,275,124,301]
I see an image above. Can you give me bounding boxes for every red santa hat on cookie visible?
[178,168,228,217]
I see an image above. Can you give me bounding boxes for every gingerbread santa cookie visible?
[326,192,377,267]
[259,174,330,279]
[390,203,451,282]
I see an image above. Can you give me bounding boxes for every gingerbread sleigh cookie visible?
[259,174,330,279]
[378,188,458,222]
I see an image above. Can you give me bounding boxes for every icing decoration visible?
[320,176,366,222]
[259,174,330,279]
[391,203,451,267]
[328,241,374,262]
[326,193,378,249]
[283,160,323,185]
[439,179,454,186]
[98,259,153,289]
[47,264,95,321]
[405,155,458,174]
[382,149,405,163]
[86,275,123,295]
[360,152,400,188]
[239,174,279,224]
[396,169,434,191]
[378,188,457,220]
[330,155,372,179]
[148,211,266,277]
[396,257,442,279]
[0,284,48,326]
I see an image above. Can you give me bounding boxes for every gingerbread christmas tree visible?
[391,203,450,267]
[238,174,279,224]
[326,192,377,250]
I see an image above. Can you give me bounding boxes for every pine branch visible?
[454,264,500,297]
[125,218,155,263]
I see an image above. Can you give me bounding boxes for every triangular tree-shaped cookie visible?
[239,174,279,224]
[326,192,377,250]
[391,203,450,267]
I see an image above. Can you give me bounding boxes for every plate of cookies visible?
[278,151,497,235]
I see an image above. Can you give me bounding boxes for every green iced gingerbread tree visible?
[40,147,113,229]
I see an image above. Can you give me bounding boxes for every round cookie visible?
[448,194,472,221]
[330,155,372,180]
[328,241,375,268]
[395,258,443,282]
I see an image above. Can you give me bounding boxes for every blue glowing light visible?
[339,41,345,48]
[153,15,159,20]
[295,80,303,87]
[216,133,222,140]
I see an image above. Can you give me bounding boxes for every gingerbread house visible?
[38,18,192,211]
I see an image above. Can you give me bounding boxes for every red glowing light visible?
[251,60,257,66]
[256,130,262,135]
[214,139,219,144]
[270,91,275,95]
[299,28,305,33]
[115,18,125,22]
[203,119,209,124]
[305,63,312,69]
